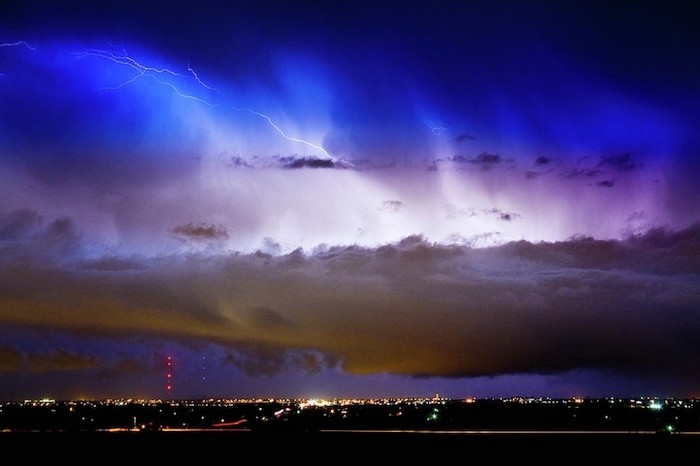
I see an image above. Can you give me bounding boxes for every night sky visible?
[1,0,699,400]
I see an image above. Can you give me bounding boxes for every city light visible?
[648,401,663,411]
[1,397,697,434]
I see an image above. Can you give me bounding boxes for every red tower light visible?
[165,355,173,399]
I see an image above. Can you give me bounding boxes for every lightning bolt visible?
[1,40,36,78]
[73,47,341,162]
[242,108,331,157]
[187,62,218,92]
[0,41,36,51]
[72,48,185,90]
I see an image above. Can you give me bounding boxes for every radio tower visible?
[201,355,207,399]
[165,355,173,400]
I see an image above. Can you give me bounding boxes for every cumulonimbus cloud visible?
[1,212,699,381]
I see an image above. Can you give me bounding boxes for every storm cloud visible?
[1,216,698,383]
[0,347,96,373]
[1,1,699,399]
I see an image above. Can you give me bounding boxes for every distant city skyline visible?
[2,396,696,435]
[1,1,699,400]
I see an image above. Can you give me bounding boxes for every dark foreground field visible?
[1,431,698,459]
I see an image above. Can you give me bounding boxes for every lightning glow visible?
[73,47,335,160]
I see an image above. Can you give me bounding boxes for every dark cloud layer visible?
[566,154,641,181]
[280,157,341,169]
[172,223,228,240]
[0,347,22,372]
[1,213,699,386]
[453,152,502,169]
[224,346,334,377]
[0,347,96,373]
[484,208,520,222]
[598,153,638,172]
